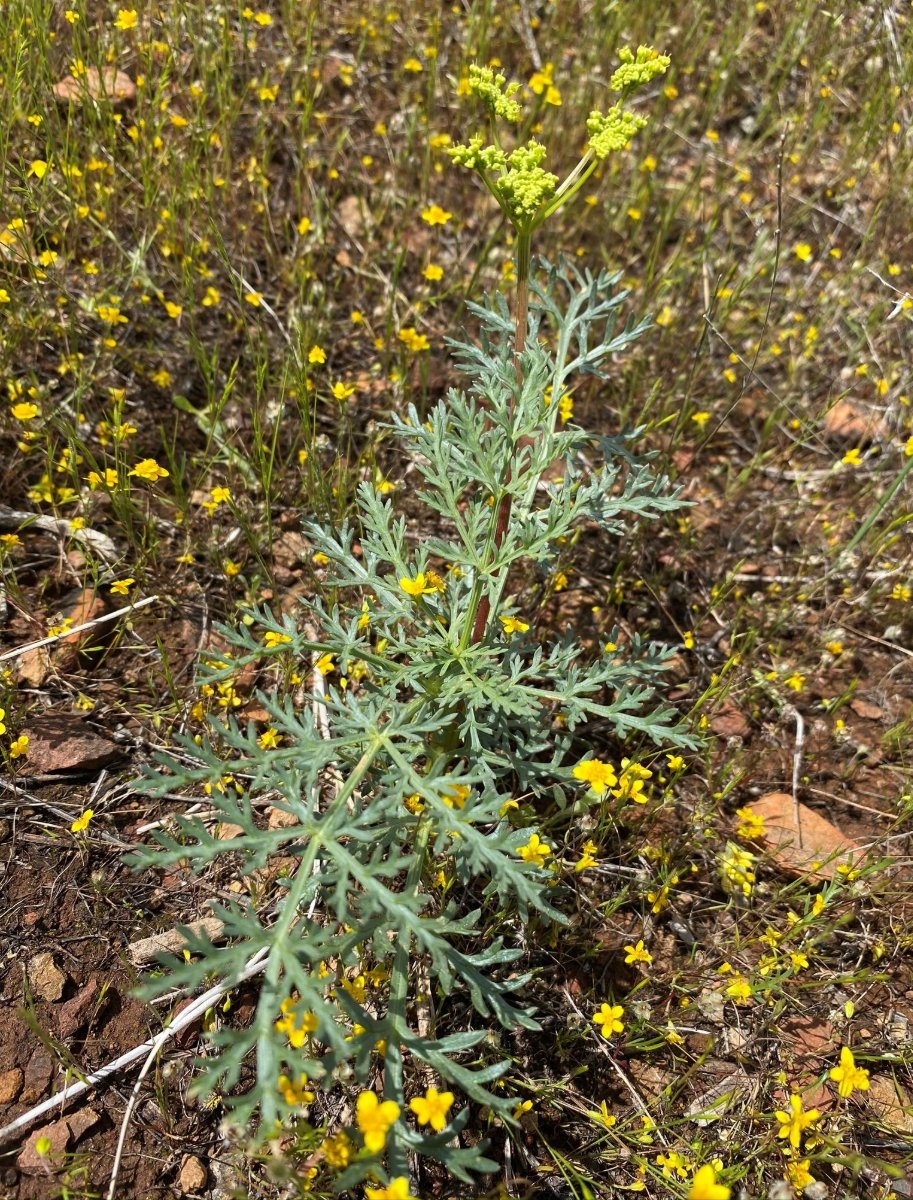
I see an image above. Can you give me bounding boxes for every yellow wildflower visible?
[421,204,452,225]
[775,1093,819,1149]
[409,1086,455,1132]
[365,1180,415,1200]
[9,735,29,759]
[829,1046,870,1098]
[321,1131,353,1169]
[688,1165,731,1200]
[277,1073,314,1106]
[624,940,653,966]
[274,998,318,1048]
[399,571,443,598]
[355,1090,400,1154]
[575,839,599,872]
[264,631,292,649]
[398,326,430,352]
[517,833,551,867]
[586,1099,616,1128]
[129,458,169,482]
[592,1002,624,1037]
[499,615,529,635]
[572,758,618,796]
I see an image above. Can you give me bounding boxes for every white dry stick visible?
[0,595,159,663]
[36,617,337,1195]
[108,625,337,1195]
[104,947,270,1200]
[515,0,542,71]
[0,947,270,1151]
[307,621,348,814]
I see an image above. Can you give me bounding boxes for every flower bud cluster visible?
[465,63,523,122]
[610,44,671,92]
[586,105,648,159]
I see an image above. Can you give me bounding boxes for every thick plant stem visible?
[469,228,531,644]
[512,230,531,359]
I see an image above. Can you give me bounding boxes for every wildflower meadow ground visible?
[1,3,913,1199]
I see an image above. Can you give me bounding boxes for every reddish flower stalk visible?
[470,231,531,644]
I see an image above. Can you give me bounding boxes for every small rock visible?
[57,976,99,1039]
[170,997,204,1051]
[867,1074,913,1133]
[21,1046,55,1104]
[849,696,884,720]
[335,194,370,238]
[708,701,751,738]
[209,1155,243,1200]
[748,793,861,880]
[16,1108,100,1173]
[51,588,107,672]
[215,822,245,841]
[17,1118,70,1173]
[26,951,67,1001]
[822,398,889,444]
[0,1068,23,1105]
[268,804,299,829]
[695,988,726,1025]
[722,1025,748,1054]
[21,714,122,774]
[684,1031,714,1055]
[16,645,50,688]
[52,66,136,105]
[65,1106,101,1141]
[127,917,225,966]
[780,1014,837,1057]
[271,530,309,569]
[686,1067,751,1125]
[884,1009,911,1046]
[179,1154,208,1193]
[804,1182,829,1200]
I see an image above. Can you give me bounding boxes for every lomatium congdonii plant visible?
[132,47,690,1195]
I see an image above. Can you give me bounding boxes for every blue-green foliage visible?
[129,258,695,1188]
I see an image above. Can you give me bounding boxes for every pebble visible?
[179,1154,208,1193]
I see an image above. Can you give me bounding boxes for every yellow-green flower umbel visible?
[462,63,523,122]
[449,46,669,237]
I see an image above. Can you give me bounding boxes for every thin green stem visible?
[265,738,385,986]
[836,451,913,566]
